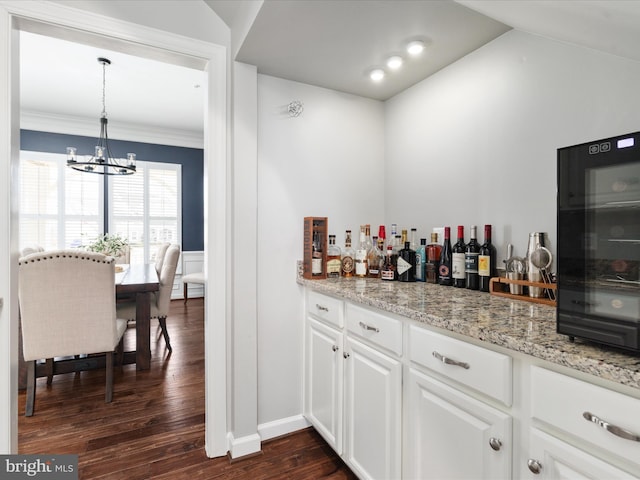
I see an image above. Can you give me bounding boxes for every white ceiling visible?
[19,1,640,144]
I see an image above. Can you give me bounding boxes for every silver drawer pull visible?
[316,304,329,312]
[583,411,640,442]
[432,351,470,369]
[359,321,379,333]
[489,437,502,451]
[527,459,542,475]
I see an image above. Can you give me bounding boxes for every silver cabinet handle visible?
[343,352,350,359]
[359,321,379,333]
[583,411,640,442]
[332,345,339,352]
[316,304,329,312]
[489,437,502,451]
[527,459,542,474]
[432,351,470,369]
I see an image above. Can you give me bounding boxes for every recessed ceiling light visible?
[370,68,385,82]
[406,40,425,56]
[386,56,403,70]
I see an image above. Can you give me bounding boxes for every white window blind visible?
[19,151,103,250]
[109,161,181,264]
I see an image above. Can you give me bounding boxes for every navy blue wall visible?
[21,130,204,251]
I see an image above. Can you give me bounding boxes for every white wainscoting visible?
[175,250,204,300]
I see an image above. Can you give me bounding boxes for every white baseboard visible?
[257,414,312,442]
[227,432,261,459]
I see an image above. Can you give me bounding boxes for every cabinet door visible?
[527,428,638,479]
[344,337,402,480]
[305,317,344,454]
[405,368,511,480]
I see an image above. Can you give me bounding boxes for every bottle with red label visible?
[438,227,453,286]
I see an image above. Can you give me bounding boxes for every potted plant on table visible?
[86,233,129,268]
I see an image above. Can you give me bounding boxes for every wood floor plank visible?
[18,298,356,479]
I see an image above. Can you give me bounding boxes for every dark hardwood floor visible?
[18,298,356,479]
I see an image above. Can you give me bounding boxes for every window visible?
[109,161,181,264]
[19,151,103,250]
[19,151,181,265]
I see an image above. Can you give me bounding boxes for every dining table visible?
[18,263,159,389]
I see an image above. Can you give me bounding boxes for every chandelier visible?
[66,57,136,175]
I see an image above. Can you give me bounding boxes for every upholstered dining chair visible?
[154,242,170,275]
[18,250,128,416]
[117,244,181,352]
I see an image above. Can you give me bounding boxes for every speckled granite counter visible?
[298,276,640,391]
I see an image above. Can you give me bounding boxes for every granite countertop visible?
[298,276,640,391]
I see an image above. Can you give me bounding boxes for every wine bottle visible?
[465,225,480,290]
[341,230,354,277]
[415,238,426,282]
[326,234,342,278]
[355,225,368,278]
[438,227,453,286]
[426,232,442,284]
[452,225,466,288]
[397,241,416,282]
[381,245,395,281]
[312,228,323,276]
[479,224,497,292]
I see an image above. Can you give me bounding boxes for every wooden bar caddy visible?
[303,217,328,280]
[489,276,557,307]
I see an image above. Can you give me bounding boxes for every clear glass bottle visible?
[415,238,426,282]
[367,235,382,278]
[341,230,354,277]
[326,234,342,278]
[381,245,395,281]
[355,225,368,278]
[409,228,418,251]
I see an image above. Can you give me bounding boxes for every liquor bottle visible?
[452,225,466,288]
[364,224,374,253]
[377,225,386,248]
[368,235,382,278]
[381,245,395,281]
[438,227,453,286]
[415,238,426,282]
[354,226,368,278]
[341,230,354,277]
[409,228,418,251]
[390,223,398,248]
[312,229,323,276]
[397,242,416,282]
[465,225,480,290]
[326,234,342,278]
[401,229,408,245]
[479,224,497,292]
[392,235,402,280]
[426,233,442,284]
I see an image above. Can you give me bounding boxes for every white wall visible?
[385,30,640,262]
[256,75,385,426]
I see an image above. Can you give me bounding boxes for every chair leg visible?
[25,360,36,417]
[158,317,172,352]
[116,337,124,368]
[45,358,54,385]
[105,351,114,403]
[183,282,188,304]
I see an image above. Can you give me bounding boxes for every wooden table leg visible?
[135,291,151,370]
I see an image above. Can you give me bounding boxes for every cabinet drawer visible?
[531,366,640,469]
[346,303,403,356]
[409,325,512,406]
[307,290,343,328]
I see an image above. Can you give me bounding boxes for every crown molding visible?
[21,110,204,149]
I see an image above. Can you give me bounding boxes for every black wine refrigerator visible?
[557,131,640,353]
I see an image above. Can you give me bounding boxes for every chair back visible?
[154,243,170,275]
[112,245,130,265]
[20,245,44,257]
[19,250,119,361]
[155,244,181,317]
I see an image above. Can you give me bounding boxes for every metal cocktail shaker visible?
[526,232,546,298]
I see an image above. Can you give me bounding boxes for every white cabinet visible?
[405,367,511,480]
[304,292,403,479]
[344,336,402,480]
[306,317,344,454]
[527,366,640,479]
[527,428,637,479]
